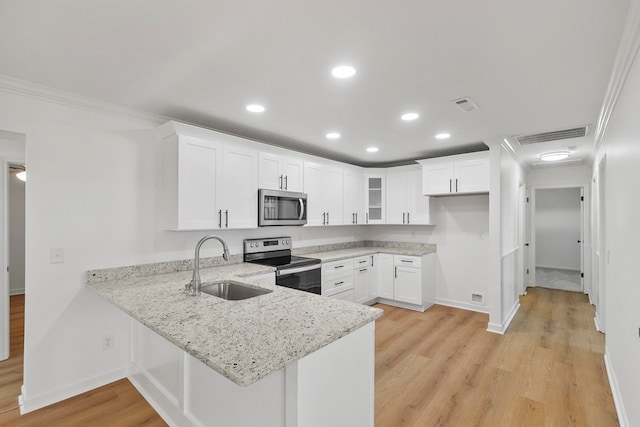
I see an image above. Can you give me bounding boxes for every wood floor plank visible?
[374,287,619,426]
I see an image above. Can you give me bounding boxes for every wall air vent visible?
[471,293,484,304]
[531,158,585,168]
[451,97,480,112]
[514,126,589,146]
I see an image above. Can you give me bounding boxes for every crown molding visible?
[594,0,640,153]
[0,74,169,126]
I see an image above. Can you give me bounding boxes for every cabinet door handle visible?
[352,213,355,224]
[326,212,329,225]
[355,213,358,224]
[218,210,222,228]
[371,256,374,267]
[449,179,452,193]
[225,210,229,228]
[323,212,326,225]
[456,178,458,192]
[279,175,283,190]
[366,213,369,224]
[403,212,406,224]
[394,266,397,278]
[407,212,410,224]
[284,175,288,190]
[335,281,344,286]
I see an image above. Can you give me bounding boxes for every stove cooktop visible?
[248,255,320,270]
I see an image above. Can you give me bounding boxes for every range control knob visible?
[286,240,289,244]
[250,243,254,248]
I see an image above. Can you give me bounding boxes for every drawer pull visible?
[334,265,344,269]
[400,260,413,263]
[359,260,367,264]
[335,281,344,286]
[359,269,367,272]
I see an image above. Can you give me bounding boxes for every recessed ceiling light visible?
[435,133,451,140]
[326,132,341,140]
[332,66,356,79]
[539,151,570,162]
[401,113,419,121]
[246,104,265,113]
[366,147,379,153]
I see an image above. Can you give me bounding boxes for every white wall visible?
[365,194,490,313]
[527,164,591,188]
[499,148,524,328]
[9,172,25,295]
[534,188,581,270]
[593,31,640,426]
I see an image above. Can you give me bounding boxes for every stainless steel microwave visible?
[258,189,307,226]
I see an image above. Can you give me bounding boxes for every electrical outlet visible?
[103,334,114,351]
[478,233,486,240]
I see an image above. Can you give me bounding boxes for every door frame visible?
[0,158,7,360]
[526,184,590,294]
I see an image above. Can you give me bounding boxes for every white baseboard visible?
[19,367,127,414]
[9,288,24,296]
[604,351,630,427]
[594,312,603,333]
[435,297,489,314]
[486,301,520,335]
[375,297,427,312]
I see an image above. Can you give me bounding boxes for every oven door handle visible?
[277,264,320,276]
[298,198,305,220]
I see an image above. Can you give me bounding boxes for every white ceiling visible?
[0,0,630,166]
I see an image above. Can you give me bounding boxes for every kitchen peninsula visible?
[87,259,382,427]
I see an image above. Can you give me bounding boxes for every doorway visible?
[529,187,585,293]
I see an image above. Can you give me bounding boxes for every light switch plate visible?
[50,248,65,264]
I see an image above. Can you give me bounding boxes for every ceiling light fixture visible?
[539,151,570,162]
[16,171,26,182]
[246,104,265,113]
[326,132,341,140]
[401,113,419,121]
[331,65,356,78]
[366,147,379,153]
[435,133,451,139]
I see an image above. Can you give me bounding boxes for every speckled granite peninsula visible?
[87,259,383,387]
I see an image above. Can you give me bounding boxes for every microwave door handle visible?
[298,198,305,220]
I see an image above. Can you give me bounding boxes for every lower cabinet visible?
[353,255,373,304]
[322,259,354,298]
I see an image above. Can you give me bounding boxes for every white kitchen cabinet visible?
[364,174,385,224]
[386,168,431,225]
[162,132,258,230]
[376,254,394,299]
[163,134,223,230]
[353,255,373,304]
[393,263,422,305]
[322,258,354,298]
[304,162,344,226]
[417,151,489,196]
[343,169,365,225]
[258,152,304,192]
[222,145,258,229]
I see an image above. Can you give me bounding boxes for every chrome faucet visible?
[187,235,231,296]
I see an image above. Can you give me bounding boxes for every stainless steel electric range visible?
[243,237,321,294]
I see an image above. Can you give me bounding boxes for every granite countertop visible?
[297,243,436,263]
[87,261,383,387]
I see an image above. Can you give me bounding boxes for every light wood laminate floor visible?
[374,287,618,426]
[0,289,618,426]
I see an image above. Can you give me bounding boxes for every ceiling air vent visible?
[514,126,588,146]
[452,97,480,112]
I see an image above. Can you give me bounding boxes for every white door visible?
[394,266,421,305]
[454,158,489,194]
[385,171,406,224]
[0,159,7,360]
[177,135,222,230]
[343,170,364,225]
[303,162,324,226]
[281,158,304,192]
[377,254,394,299]
[422,163,453,195]
[323,168,344,226]
[222,145,258,229]
[258,152,282,191]
[406,169,431,225]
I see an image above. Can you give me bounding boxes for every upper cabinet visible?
[304,162,344,226]
[343,169,365,225]
[364,174,385,224]
[417,151,489,196]
[258,152,304,192]
[386,167,431,225]
[161,124,258,231]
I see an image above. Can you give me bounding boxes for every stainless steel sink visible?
[200,280,272,300]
